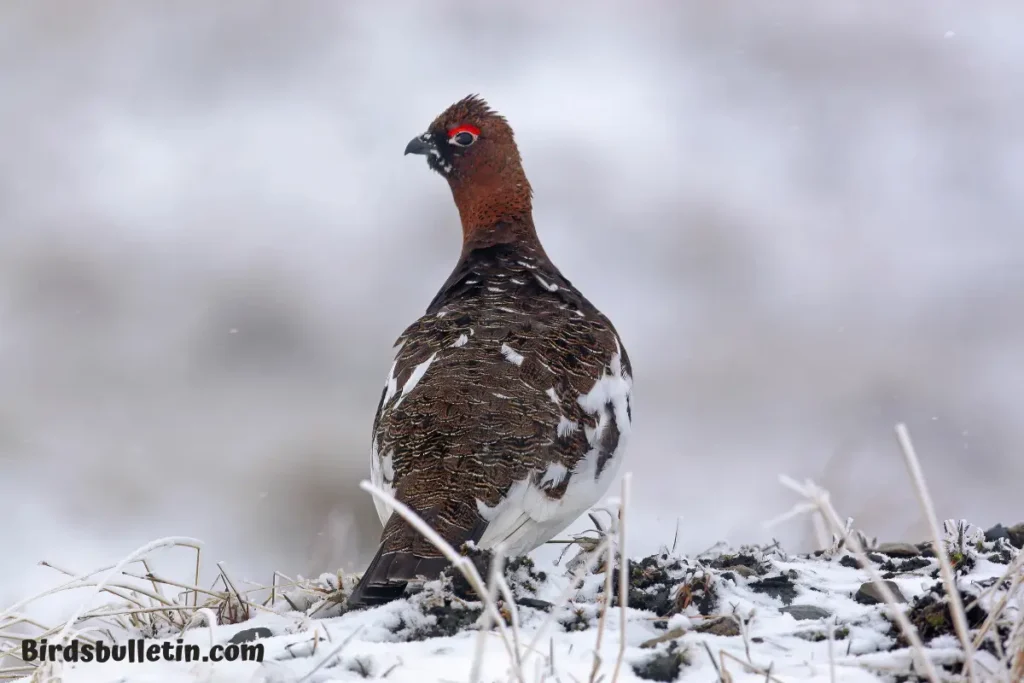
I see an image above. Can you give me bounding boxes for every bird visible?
[347,95,633,607]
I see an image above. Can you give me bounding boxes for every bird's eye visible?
[448,124,480,148]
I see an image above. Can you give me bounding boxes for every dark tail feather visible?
[347,545,450,608]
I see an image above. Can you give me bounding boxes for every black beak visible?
[404,134,434,156]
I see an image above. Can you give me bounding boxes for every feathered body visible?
[348,96,632,607]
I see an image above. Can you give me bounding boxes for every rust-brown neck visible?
[449,169,542,254]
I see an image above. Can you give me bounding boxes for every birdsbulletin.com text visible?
[22,638,264,664]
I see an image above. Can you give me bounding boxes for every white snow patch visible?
[452,334,469,348]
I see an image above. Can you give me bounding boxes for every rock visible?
[1007,523,1024,549]
[693,616,741,637]
[721,564,756,578]
[855,580,906,605]
[780,605,832,621]
[228,627,273,644]
[984,523,1009,542]
[516,597,553,611]
[838,556,861,569]
[895,557,932,572]
[874,542,920,558]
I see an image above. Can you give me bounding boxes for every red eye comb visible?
[448,124,480,138]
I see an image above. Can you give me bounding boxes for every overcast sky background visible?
[2,1,1022,621]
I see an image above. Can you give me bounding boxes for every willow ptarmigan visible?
[347,95,633,607]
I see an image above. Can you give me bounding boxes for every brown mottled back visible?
[349,96,633,607]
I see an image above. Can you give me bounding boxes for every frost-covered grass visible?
[2,425,1022,683]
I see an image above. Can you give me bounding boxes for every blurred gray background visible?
[2,1,1022,616]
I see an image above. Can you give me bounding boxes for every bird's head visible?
[405,95,534,246]
[404,95,519,179]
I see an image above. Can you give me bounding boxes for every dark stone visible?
[749,573,798,605]
[855,580,906,605]
[984,523,1009,542]
[632,642,687,682]
[897,557,932,572]
[875,542,921,558]
[720,565,757,578]
[838,556,860,569]
[693,616,740,637]
[228,627,273,644]
[867,552,887,563]
[780,605,831,621]
[516,597,553,611]
[1007,523,1024,549]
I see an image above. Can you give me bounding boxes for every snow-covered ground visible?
[4,519,1021,683]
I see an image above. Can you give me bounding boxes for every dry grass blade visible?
[494,572,525,676]
[470,544,506,683]
[895,423,977,683]
[49,537,202,646]
[588,538,615,683]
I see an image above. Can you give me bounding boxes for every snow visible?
[10,529,1018,683]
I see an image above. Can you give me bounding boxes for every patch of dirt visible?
[707,553,769,575]
[748,571,799,605]
[561,606,592,632]
[632,641,688,682]
[890,586,987,647]
[406,601,483,641]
